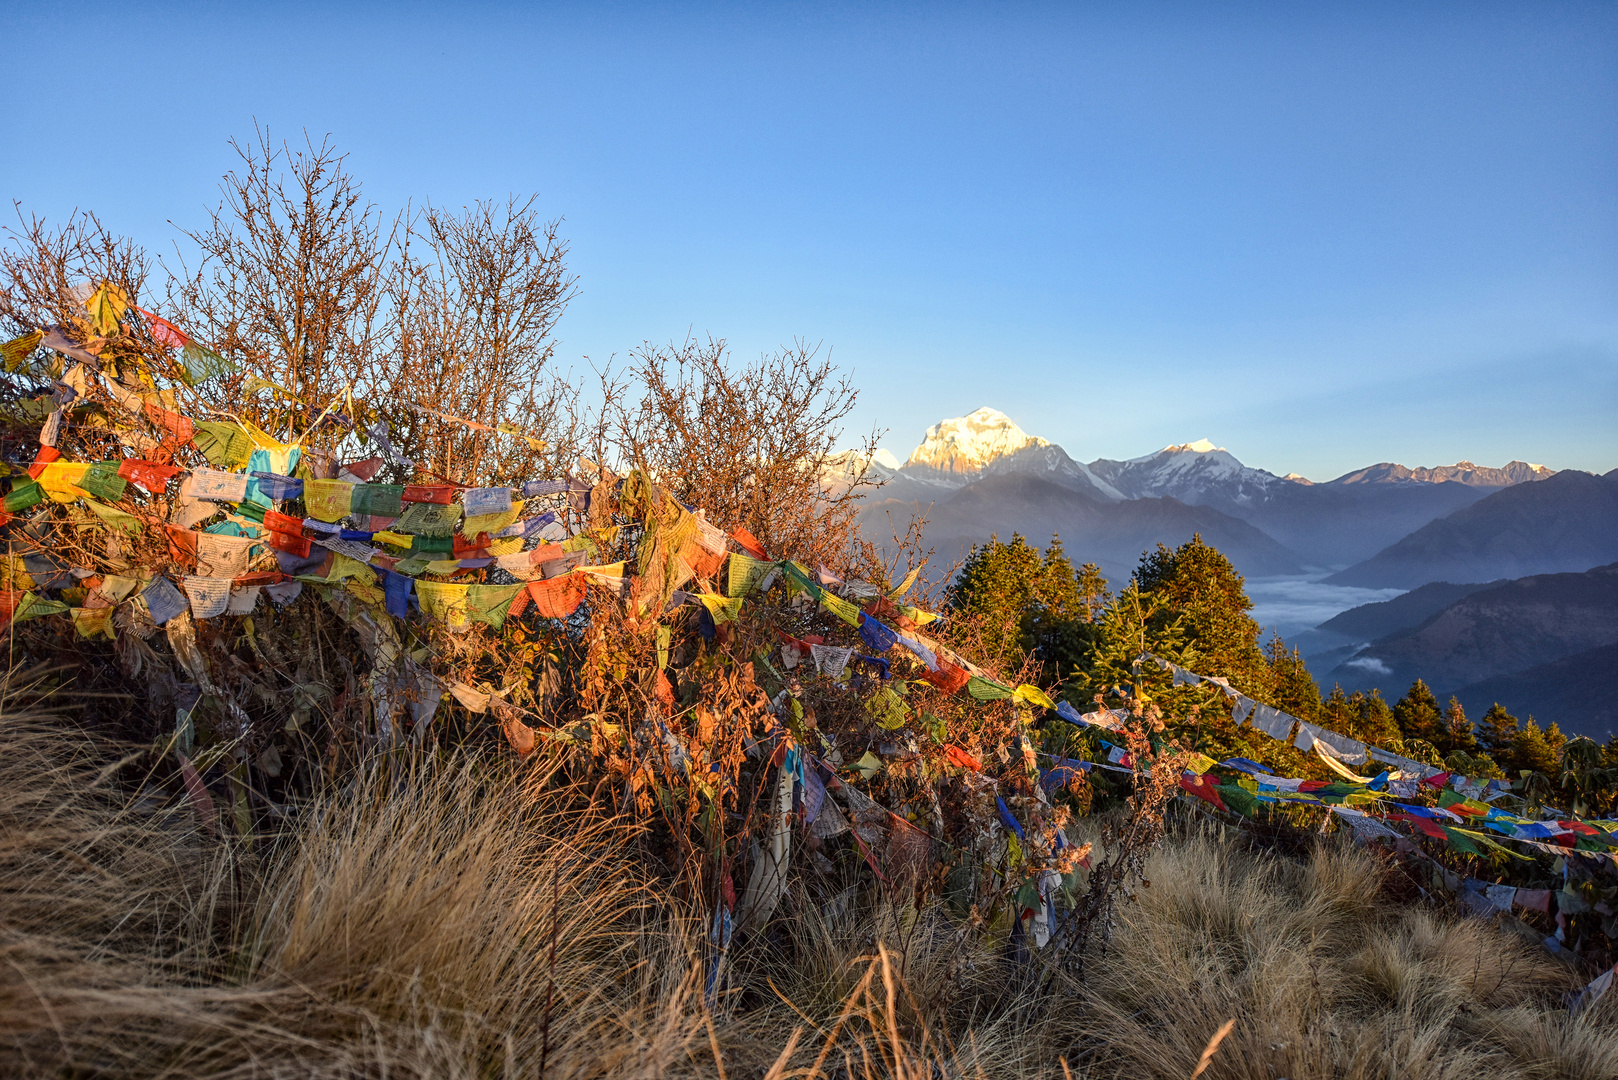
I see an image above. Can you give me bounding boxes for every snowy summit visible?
[905,407,1049,477]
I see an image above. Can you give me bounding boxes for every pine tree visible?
[945,533,1100,681]
[1393,679,1444,747]
[1477,703,1520,759]
[1076,562,1110,623]
[1440,696,1477,755]
[1136,535,1269,696]
[1266,636,1321,724]
[1353,689,1403,748]
[1512,718,1559,777]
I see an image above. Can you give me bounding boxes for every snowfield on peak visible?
[904,407,1049,476]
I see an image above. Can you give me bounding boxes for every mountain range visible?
[1313,563,1618,739]
[852,407,1577,585]
[844,406,1613,736]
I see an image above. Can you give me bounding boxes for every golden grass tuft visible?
[4,705,1616,1078]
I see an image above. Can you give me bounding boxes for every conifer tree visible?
[1265,636,1321,723]
[1440,696,1477,756]
[1512,717,1560,777]
[1136,535,1269,696]
[1477,703,1520,759]
[1393,679,1445,747]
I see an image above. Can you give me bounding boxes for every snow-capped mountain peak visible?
[1091,441,1286,506]
[871,448,901,470]
[904,407,1049,476]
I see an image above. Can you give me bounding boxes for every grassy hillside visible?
[5,699,1613,1079]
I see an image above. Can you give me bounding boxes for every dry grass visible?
[4,704,1615,1079]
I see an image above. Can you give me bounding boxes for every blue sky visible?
[4,1,1615,480]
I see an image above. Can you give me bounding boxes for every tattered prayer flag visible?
[1178,772,1228,812]
[85,282,129,337]
[71,604,115,640]
[921,657,970,694]
[402,484,456,504]
[180,342,236,384]
[118,458,179,494]
[810,643,853,679]
[463,501,521,536]
[731,527,766,560]
[695,593,744,624]
[414,579,471,629]
[866,686,909,729]
[303,479,354,522]
[819,590,862,627]
[966,676,1014,702]
[858,612,898,653]
[83,498,141,535]
[1012,683,1057,710]
[944,745,981,771]
[727,553,771,598]
[887,566,920,599]
[995,796,1026,841]
[467,583,523,629]
[135,306,188,349]
[1,329,42,372]
[191,422,253,470]
[395,500,461,536]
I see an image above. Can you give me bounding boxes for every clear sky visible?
[4,2,1615,480]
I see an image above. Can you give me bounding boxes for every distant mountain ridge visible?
[1325,469,1618,588]
[1329,461,1554,486]
[851,408,1560,577]
[1318,563,1618,739]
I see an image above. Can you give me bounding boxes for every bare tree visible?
[604,336,883,574]
[164,127,397,453]
[378,197,580,485]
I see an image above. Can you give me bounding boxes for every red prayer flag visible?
[341,456,385,482]
[165,526,198,567]
[267,531,312,558]
[28,445,61,480]
[118,458,180,494]
[731,527,767,560]
[1178,772,1227,812]
[527,574,586,619]
[135,307,189,349]
[402,484,456,504]
[922,657,970,695]
[264,509,303,535]
[944,745,981,771]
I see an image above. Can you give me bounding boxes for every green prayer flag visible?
[84,498,142,535]
[4,480,43,513]
[467,583,523,629]
[967,676,1014,702]
[396,501,461,537]
[11,592,68,624]
[180,342,237,384]
[1441,826,1487,858]
[192,421,253,469]
[78,461,128,502]
[1216,784,1258,818]
[351,483,404,517]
